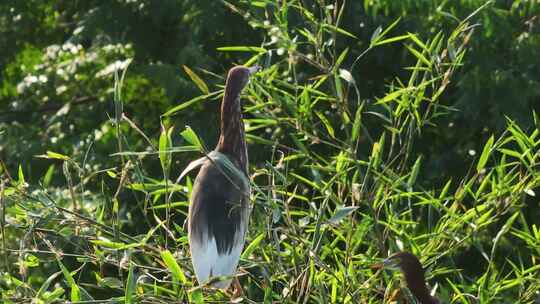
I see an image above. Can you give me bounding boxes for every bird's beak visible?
[370,262,384,270]
[248,65,260,75]
[370,258,399,271]
[382,257,401,271]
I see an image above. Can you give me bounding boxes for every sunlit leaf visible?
[328,206,359,225]
[160,250,187,284]
[477,135,494,172]
[183,65,209,94]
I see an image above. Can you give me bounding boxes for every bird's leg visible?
[231,277,243,299]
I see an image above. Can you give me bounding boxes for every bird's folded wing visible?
[177,151,249,191]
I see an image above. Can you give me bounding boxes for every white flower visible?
[95,59,132,78]
[27,75,38,83]
[16,83,26,93]
[524,188,535,197]
[56,85,68,95]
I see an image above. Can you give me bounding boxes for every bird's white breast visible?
[189,226,246,289]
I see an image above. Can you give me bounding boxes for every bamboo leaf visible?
[315,111,336,139]
[125,262,136,304]
[160,250,187,284]
[217,46,267,53]
[477,135,494,172]
[241,233,265,259]
[180,126,203,151]
[57,259,80,302]
[328,206,359,225]
[159,126,174,174]
[36,271,63,300]
[370,26,382,44]
[339,68,355,84]
[189,289,205,304]
[351,104,364,141]
[376,87,412,104]
[322,24,358,39]
[408,155,423,188]
[183,65,209,94]
[405,44,431,67]
[163,91,221,116]
[372,34,410,46]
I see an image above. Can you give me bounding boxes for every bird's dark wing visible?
[188,158,249,254]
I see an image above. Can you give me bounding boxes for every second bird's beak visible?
[371,257,400,271]
[248,65,260,75]
[382,257,401,271]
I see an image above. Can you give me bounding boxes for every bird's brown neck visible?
[402,269,439,304]
[216,82,248,175]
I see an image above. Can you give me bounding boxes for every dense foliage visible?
[1,0,539,303]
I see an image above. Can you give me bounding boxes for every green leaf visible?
[42,287,65,302]
[98,277,123,289]
[498,148,522,159]
[160,250,187,284]
[372,34,411,46]
[322,24,357,39]
[328,206,359,225]
[125,262,136,304]
[370,26,382,44]
[18,165,25,184]
[408,155,423,188]
[351,104,364,141]
[163,91,221,116]
[371,134,385,168]
[90,239,140,250]
[35,151,71,161]
[159,126,174,174]
[376,87,412,104]
[405,44,431,67]
[36,271,63,301]
[241,233,265,259]
[408,32,428,51]
[315,111,335,139]
[189,289,205,304]
[216,46,267,53]
[57,258,80,302]
[180,126,203,151]
[477,135,494,172]
[370,17,401,47]
[183,65,209,94]
[491,212,520,257]
[43,164,55,187]
[334,48,349,69]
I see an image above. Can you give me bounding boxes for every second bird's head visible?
[226,65,260,95]
[383,251,425,275]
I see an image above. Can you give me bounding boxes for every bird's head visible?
[381,251,440,304]
[383,251,424,274]
[226,65,260,95]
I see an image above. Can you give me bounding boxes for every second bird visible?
[187,66,258,289]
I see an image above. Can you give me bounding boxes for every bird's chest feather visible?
[188,159,250,254]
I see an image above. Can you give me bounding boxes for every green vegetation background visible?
[0,0,539,303]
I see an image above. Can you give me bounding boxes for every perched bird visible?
[187,66,258,290]
[382,251,440,304]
